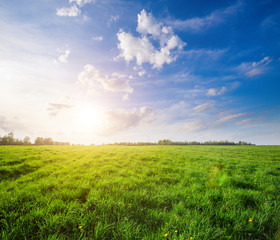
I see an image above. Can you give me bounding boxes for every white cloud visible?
[83,15,90,22]
[102,107,154,134]
[218,113,247,123]
[59,49,70,63]
[207,88,218,97]
[137,10,162,37]
[111,15,120,22]
[251,56,271,67]
[108,15,120,27]
[57,0,96,17]
[216,110,232,118]
[117,9,186,69]
[152,35,185,68]
[69,0,96,7]
[92,36,103,41]
[133,66,147,77]
[56,5,81,17]
[207,86,227,96]
[180,111,248,133]
[237,118,259,125]
[246,68,262,77]
[117,31,155,65]
[78,64,133,94]
[237,56,272,77]
[169,1,242,32]
[138,70,146,77]
[183,120,208,132]
[47,103,72,117]
[53,48,70,64]
[193,102,214,113]
[122,94,129,101]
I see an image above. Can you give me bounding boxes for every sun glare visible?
[76,105,104,130]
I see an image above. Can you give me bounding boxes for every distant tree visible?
[43,138,54,145]
[0,135,8,145]
[14,139,23,145]
[7,132,14,144]
[0,134,71,145]
[109,139,255,146]
[23,136,31,145]
[158,139,173,145]
[0,132,14,145]
[35,137,44,145]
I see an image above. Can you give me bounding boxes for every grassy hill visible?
[0,145,279,239]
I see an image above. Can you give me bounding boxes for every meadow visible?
[0,145,279,240]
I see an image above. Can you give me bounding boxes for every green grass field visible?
[0,145,279,240]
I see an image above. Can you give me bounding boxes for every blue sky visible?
[0,0,279,144]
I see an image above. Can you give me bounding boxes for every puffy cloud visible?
[58,49,70,63]
[78,64,133,93]
[137,10,162,37]
[117,9,186,69]
[133,66,147,77]
[117,32,154,65]
[169,1,242,32]
[53,48,70,64]
[103,107,154,134]
[56,5,81,17]
[152,35,185,68]
[57,0,96,17]
[47,103,72,117]
[207,86,227,96]
[207,88,218,97]
[193,102,214,113]
[138,70,146,77]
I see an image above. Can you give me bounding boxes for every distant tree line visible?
[109,142,157,146]
[0,132,31,145]
[0,132,254,146]
[112,139,254,146]
[158,139,253,145]
[0,132,70,145]
[34,137,70,146]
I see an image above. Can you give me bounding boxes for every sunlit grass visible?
[0,145,279,239]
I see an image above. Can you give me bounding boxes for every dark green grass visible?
[0,145,279,239]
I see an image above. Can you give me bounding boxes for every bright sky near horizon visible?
[0,0,280,145]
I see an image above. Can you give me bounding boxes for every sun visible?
[76,105,104,130]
